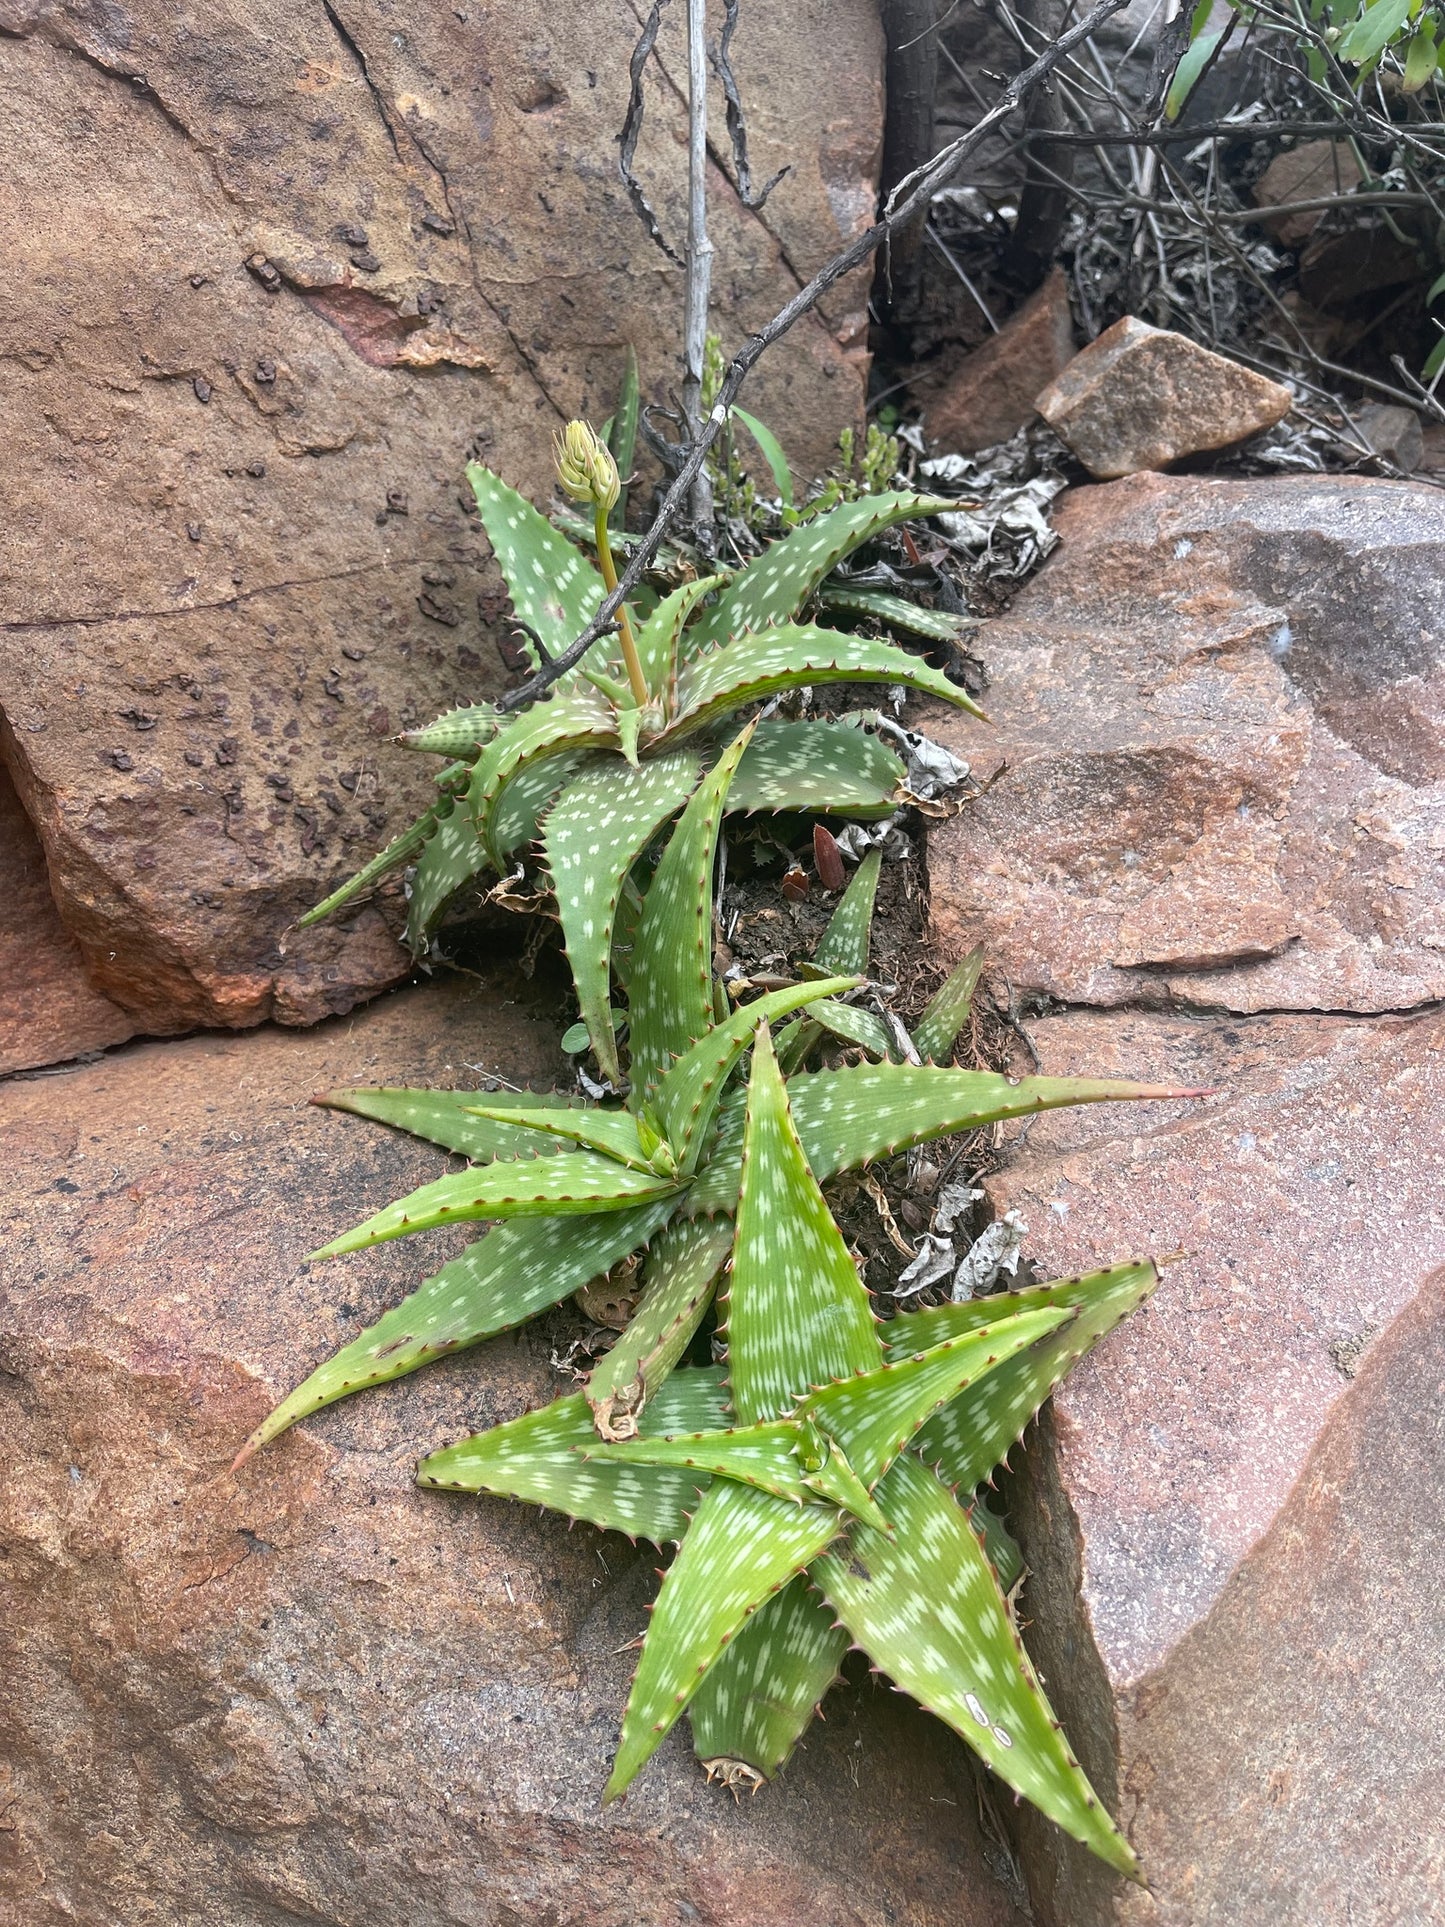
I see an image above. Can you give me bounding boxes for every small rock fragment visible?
[1353,402,1423,474]
[1252,141,1362,248]
[1034,318,1293,478]
[925,268,1075,455]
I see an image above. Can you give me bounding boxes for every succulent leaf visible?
[729,406,794,509]
[399,704,502,757]
[670,623,984,739]
[587,1215,734,1434]
[627,725,754,1104]
[581,1421,889,1532]
[801,998,899,1062]
[297,801,443,928]
[405,795,490,950]
[417,1368,731,1544]
[490,748,591,862]
[913,945,985,1064]
[460,1102,659,1173]
[724,720,905,821]
[633,577,726,699]
[814,1454,1139,1878]
[316,1086,586,1160]
[685,1066,1202,1218]
[237,1201,677,1460]
[816,585,976,645]
[654,974,860,1176]
[605,1479,844,1799]
[687,1577,847,1778]
[308,1153,683,1261]
[542,750,703,1081]
[726,1025,881,1425]
[811,849,882,976]
[606,345,640,530]
[468,692,619,872]
[797,1309,1072,1488]
[685,492,956,652]
[467,462,605,669]
[893,1262,1162,1491]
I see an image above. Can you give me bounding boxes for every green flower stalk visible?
[554,420,648,708]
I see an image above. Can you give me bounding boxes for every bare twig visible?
[619,0,683,267]
[498,0,1133,714]
[682,0,716,539]
[711,0,790,209]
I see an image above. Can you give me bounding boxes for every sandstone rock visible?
[1354,400,1424,473]
[923,269,1076,455]
[0,0,881,1035]
[0,761,135,1074]
[983,1005,1445,1925]
[0,971,1026,1926]
[925,472,1445,1015]
[1252,140,1363,249]
[1034,319,1292,478]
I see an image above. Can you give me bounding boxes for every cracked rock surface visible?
[924,472,1445,1924]
[0,0,880,1044]
[0,972,1028,1927]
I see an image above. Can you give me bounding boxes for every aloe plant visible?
[302,419,981,1082]
[241,727,1196,1463]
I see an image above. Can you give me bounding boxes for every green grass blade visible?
[684,1067,1204,1218]
[298,802,441,928]
[816,585,975,645]
[686,491,955,651]
[688,1576,846,1777]
[417,1368,730,1543]
[812,849,882,974]
[467,462,606,667]
[724,721,905,821]
[672,623,984,739]
[815,1454,1138,1877]
[627,725,754,1104]
[308,1154,682,1260]
[587,1215,734,1434]
[605,1479,844,1797]
[607,345,640,530]
[235,1201,676,1461]
[404,795,488,949]
[890,1261,1162,1490]
[798,1309,1071,1487]
[655,974,859,1175]
[316,1086,585,1159]
[913,945,985,1064]
[730,406,794,509]
[542,750,702,1082]
[726,1025,881,1426]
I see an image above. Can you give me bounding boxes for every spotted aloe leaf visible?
[605,1479,845,1800]
[810,849,882,976]
[308,1152,683,1262]
[891,1261,1162,1490]
[723,721,904,821]
[580,1418,886,1524]
[913,944,985,1064]
[800,998,898,1062]
[297,800,447,929]
[685,491,956,653]
[459,1101,660,1173]
[725,1025,880,1424]
[798,1308,1072,1489]
[627,725,754,1104]
[816,585,975,645]
[815,1453,1139,1878]
[417,1366,730,1544]
[235,1200,677,1462]
[632,576,725,698]
[684,1064,1206,1217]
[687,1576,847,1778]
[466,462,605,672]
[586,1215,734,1436]
[399,704,501,757]
[405,794,490,949]
[670,623,983,742]
[489,747,590,862]
[468,690,619,872]
[542,749,703,1081]
[315,1086,586,1160]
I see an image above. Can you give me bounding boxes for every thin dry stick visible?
[682,0,716,540]
[498,0,1132,714]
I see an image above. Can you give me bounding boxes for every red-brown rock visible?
[925,473,1445,1016]
[923,269,1076,454]
[1252,140,1363,248]
[0,0,881,1036]
[1034,319,1292,477]
[0,972,1027,1926]
[984,1005,1445,1925]
[0,761,135,1074]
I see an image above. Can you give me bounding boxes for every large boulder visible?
[921,472,1445,1922]
[0,0,881,1044]
[0,972,1026,1926]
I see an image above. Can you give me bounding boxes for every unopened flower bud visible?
[553,420,620,511]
